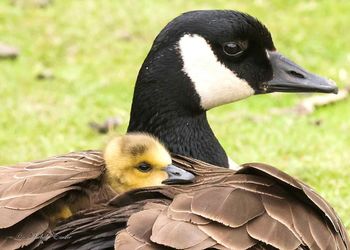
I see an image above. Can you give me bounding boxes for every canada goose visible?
[35,156,349,250]
[0,133,194,250]
[127,10,337,168]
[1,10,342,249]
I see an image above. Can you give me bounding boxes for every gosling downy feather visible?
[0,133,194,250]
[36,156,349,250]
[127,10,337,168]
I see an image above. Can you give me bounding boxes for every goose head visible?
[135,10,336,111]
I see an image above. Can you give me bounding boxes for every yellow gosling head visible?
[103,133,194,193]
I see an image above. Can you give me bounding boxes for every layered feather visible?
[0,150,106,249]
[34,155,348,250]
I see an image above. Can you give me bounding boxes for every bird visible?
[0,133,194,250]
[1,9,343,249]
[126,10,338,168]
[33,156,349,250]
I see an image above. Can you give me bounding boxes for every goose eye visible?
[223,42,244,57]
[136,163,152,173]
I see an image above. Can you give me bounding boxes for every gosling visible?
[0,133,194,249]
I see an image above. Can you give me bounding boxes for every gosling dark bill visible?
[162,164,195,184]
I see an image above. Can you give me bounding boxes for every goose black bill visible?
[162,164,195,184]
[259,51,338,94]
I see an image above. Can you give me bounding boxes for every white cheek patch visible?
[179,34,254,110]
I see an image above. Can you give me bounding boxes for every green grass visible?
[1,0,349,231]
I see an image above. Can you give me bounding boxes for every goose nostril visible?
[287,70,305,79]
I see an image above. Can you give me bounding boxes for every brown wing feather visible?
[247,212,302,249]
[0,214,49,250]
[1,188,76,229]
[148,160,348,249]
[115,230,159,250]
[191,187,265,227]
[167,193,209,225]
[198,222,256,249]
[126,204,164,243]
[167,193,251,248]
[0,150,104,229]
[0,150,105,250]
[151,208,212,249]
[239,162,349,249]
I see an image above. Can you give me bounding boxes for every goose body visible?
[35,156,349,250]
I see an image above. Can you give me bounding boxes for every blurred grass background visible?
[0,0,349,230]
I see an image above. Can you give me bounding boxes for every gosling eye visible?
[136,162,152,173]
[222,41,246,57]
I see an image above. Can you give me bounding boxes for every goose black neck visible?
[128,47,228,167]
[128,105,228,167]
